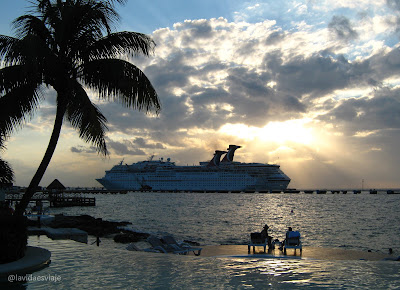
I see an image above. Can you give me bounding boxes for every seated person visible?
[260,224,273,248]
[283,227,301,246]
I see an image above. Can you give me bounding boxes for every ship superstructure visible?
[96,145,291,192]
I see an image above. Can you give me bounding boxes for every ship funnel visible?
[221,145,241,162]
[207,150,227,167]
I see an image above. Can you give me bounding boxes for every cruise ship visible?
[96,145,291,192]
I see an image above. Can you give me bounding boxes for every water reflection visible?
[7,192,400,289]
[5,237,395,289]
[48,192,400,253]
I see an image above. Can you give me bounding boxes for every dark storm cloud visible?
[264,50,390,100]
[107,139,146,156]
[143,45,305,129]
[319,87,400,136]
[387,0,400,10]
[269,52,352,97]
[101,135,167,156]
[175,19,214,43]
[235,40,259,56]
[368,48,400,81]
[70,146,97,154]
[149,130,188,147]
[265,31,286,45]
[328,15,359,42]
[146,53,195,93]
[132,137,165,149]
[224,67,305,124]
[387,0,400,35]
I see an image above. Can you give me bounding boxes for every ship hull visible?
[96,164,290,192]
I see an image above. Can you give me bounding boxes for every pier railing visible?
[5,191,96,208]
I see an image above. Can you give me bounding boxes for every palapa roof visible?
[47,179,66,190]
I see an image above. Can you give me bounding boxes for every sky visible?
[1,0,400,189]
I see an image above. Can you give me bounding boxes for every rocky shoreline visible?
[28,214,150,243]
[27,214,201,246]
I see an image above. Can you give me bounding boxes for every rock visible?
[113,232,150,243]
[48,214,131,237]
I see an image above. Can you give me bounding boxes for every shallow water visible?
[8,192,400,289]
[17,237,400,289]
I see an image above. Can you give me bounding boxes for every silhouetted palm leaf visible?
[80,59,160,111]
[0,135,14,184]
[66,79,109,155]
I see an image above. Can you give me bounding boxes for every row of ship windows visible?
[117,182,285,187]
[109,175,253,179]
[110,173,251,176]
[109,178,255,183]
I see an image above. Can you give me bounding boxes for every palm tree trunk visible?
[14,100,66,216]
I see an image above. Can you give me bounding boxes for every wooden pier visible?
[5,188,400,202]
[49,196,95,207]
[5,192,96,208]
[61,189,127,194]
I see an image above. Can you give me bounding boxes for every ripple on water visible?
[19,192,400,288]
[15,236,399,289]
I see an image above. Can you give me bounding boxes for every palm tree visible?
[0,158,13,185]
[0,0,160,216]
[0,134,14,185]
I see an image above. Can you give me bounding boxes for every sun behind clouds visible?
[219,119,314,145]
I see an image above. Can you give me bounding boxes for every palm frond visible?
[0,35,19,63]
[0,79,42,136]
[59,0,118,40]
[84,31,156,61]
[108,0,128,5]
[80,59,160,113]
[0,33,54,72]
[0,65,40,94]
[0,159,14,184]
[66,80,109,156]
[12,14,52,41]
[0,131,7,151]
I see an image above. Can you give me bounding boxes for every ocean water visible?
[11,192,400,288]
[48,192,400,252]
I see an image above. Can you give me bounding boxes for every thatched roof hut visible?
[47,179,66,193]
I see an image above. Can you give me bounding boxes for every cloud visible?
[8,5,400,188]
[107,139,146,156]
[132,137,166,149]
[328,15,359,42]
[102,137,167,156]
[93,16,400,161]
[319,86,400,136]
[70,146,97,154]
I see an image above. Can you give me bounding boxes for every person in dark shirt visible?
[261,224,272,248]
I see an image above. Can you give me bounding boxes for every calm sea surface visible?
[13,192,400,288]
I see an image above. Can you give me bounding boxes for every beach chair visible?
[283,231,302,254]
[146,236,189,254]
[248,232,267,253]
[162,235,202,256]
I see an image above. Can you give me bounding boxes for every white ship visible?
[96,145,291,192]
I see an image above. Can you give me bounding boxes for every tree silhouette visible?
[0,0,160,215]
